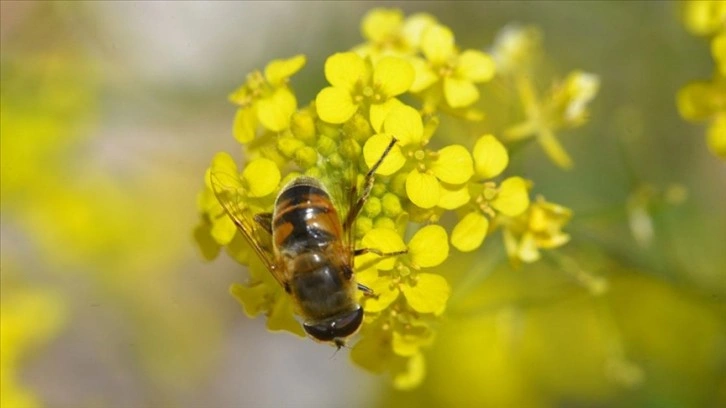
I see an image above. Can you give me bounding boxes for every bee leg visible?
[253,213,273,235]
[354,247,408,258]
[344,137,398,232]
[357,283,378,299]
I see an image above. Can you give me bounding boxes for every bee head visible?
[303,305,364,346]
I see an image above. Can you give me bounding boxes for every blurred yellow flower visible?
[1,284,66,408]
[504,70,600,169]
[499,196,573,264]
[410,23,496,109]
[229,55,306,142]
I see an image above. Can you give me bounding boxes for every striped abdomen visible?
[272,176,343,258]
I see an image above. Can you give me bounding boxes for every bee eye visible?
[303,306,364,342]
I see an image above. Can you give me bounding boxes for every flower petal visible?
[707,114,726,159]
[408,225,449,268]
[473,134,509,179]
[242,158,281,197]
[451,212,489,252]
[210,215,237,245]
[409,57,439,93]
[382,104,423,145]
[444,77,479,108]
[325,52,368,90]
[369,97,404,133]
[392,323,433,357]
[360,227,407,271]
[257,87,297,131]
[437,183,470,210]
[362,8,403,42]
[363,134,406,176]
[421,24,455,64]
[392,353,426,390]
[233,107,257,143]
[401,273,450,315]
[267,295,306,337]
[432,144,473,184]
[316,86,358,124]
[406,170,440,209]
[362,276,399,313]
[456,50,496,83]
[374,57,415,97]
[264,54,306,86]
[230,282,268,317]
[491,176,530,216]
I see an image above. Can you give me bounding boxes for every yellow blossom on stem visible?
[229,55,306,143]
[451,135,530,252]
[410,23,496,110]
[315,52,414,130]
[490,23,543,75]
[356,225,451,315]
[355,9,437,60]
[504,70,600,169]
[363,104,474,209]
[498,196,572,265]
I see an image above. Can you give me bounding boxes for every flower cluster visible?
[677,0,726,159]
[194,8,593,388]
[493,24,600,169]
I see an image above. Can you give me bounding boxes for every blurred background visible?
[1,1,724,407]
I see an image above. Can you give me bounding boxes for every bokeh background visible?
[1,1,724,407]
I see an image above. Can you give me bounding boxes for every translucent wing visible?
[318,135,361,259]
[209,168,290,289]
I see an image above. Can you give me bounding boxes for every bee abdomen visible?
[272,177,343,255]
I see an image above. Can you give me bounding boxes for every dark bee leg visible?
[354,247,408,258]
[344,137,398,232]
[253,213,273,235]
[356,283,378,298]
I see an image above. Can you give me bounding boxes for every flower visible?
[490,23,543,75]
[363,104,474,209]
[504,70,600,169]
[681,0,726,36]
[410,23,496,109]
[498,196,572,265]
[229,55,306,143]
[315,52,414,130]
[355,9,437,59]
[451,135,530,252]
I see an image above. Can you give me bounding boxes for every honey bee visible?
[212,137,402,348]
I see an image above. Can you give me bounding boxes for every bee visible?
[212,137,402,348]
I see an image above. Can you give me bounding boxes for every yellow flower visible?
[315,52,414,130]
[504,71,600,169]
[356,226,451,315]
[229,55,306,143]
[499,196,572,264]
[682,0,726,36]
[490,23,543,75]
[350,315,429,390]
[708,113,726,158]
[714,32,726,76]
[197,152,281,248]
[1,285,66,408]
[410,23,496,109]
[451,135,530,252]
[356,8,437,59]
[362,105,474,209]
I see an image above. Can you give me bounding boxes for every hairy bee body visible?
[272,176,362,342]
[212,137,399,348]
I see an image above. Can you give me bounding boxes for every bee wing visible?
[209,169,290,289]
[319,141,360,257]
